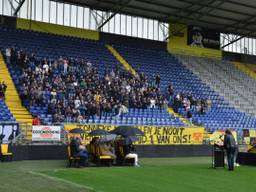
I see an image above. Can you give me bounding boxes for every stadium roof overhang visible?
[53,0,256,39]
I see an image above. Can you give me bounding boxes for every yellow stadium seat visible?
[118,146,135,166]
[0,144,13,162]
[94,145,114,166]
[67,145,81,168]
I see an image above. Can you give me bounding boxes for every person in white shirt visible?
[121,137,139,167]
[43,62,49,73]
[126,84,131,93]
[5,48,11,64]
[74,97,81,109]
[118,104,128,117]
[150,97,156,108]
[35,66,42,75]
[63,59,68,74]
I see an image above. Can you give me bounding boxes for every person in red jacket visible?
[32,115,41,125]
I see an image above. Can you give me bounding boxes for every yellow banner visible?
[243,129,256,145]
[249,130,256,137]
[64,124,205,145]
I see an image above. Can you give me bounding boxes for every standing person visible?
[0,83,4,99]
[32,115,41,125]
[187,110,192,126]
[63,58,68,74]
[206,97,212,112]
[155,74,161,88]
[5,48,11,64]
[224,129,236,171]
[2,81,7,98]
[234,143,240,167]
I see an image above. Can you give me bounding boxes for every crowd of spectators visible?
[4,47,212,125]
[171,92,212,124]
[164,80,212,125]
[164,80,212,116]
[6,47,169,123]
[71,135,139,167]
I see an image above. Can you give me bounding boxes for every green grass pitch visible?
[0,157,255,192]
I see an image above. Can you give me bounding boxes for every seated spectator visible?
[99,141,116,159]
[201,100,207,114]
[118,103,128,117]
[90,137,100,146]
[121,137,139,167]
[70,136,89,166]
[182,97,191,111]
[43,60,49,73]
[149,97,156,109]
[196,100,202,113]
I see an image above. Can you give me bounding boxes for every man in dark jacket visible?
[224,129,236,171]
[155,74,161,88]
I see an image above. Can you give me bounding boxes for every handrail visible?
[10,132,22,144]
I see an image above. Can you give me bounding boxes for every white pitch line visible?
[29,171,101,192]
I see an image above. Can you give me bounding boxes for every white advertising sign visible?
[32,126,61,141]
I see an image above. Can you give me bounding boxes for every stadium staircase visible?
[106,45,137,75]
[0,54,32,124]
[107,44,188,126]
[166,107,188,125]
[232,61,256,80]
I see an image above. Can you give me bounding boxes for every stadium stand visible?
[0,27,256,134]
[0,27,184,127]
[113,45,256,134]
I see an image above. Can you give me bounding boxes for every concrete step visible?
[6,103,23,107]
[8,107,28,111]
[16,118,32,124]
[12,110,31,115]
[14,114,33,119]
[6,99,21,103]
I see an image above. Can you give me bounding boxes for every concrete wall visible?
[11,145,212,161]
[16,18,99,40]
